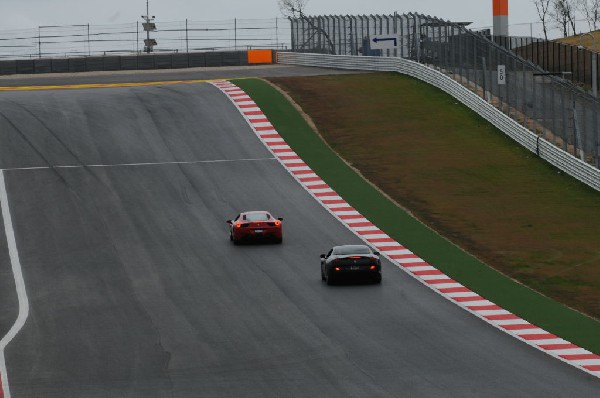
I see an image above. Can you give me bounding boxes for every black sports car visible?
[320,245,382,285]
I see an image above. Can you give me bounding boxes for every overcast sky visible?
[0,1,541,31]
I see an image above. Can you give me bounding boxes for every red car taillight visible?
[235,222,242,228]
[274,220,281,227]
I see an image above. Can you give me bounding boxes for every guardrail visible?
[277,52,600,192]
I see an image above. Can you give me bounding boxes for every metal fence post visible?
[481,56,488,101]
[435,21,441,69]
[458,29,464,85]
[443,22,449,72]
[292,18,297,52]
[522,60,528,128]
[558,85,565,150]
[392,13,396,58]
[390,14,395,56]
[401,14,406,58]
[354,15,359,55]
[592,51,598,97]
[577,48,587,84]
[542,76,556,148]
[317,16,323,51]
[572,94,585,161]
[323,16,328,53]
[498,49,505,114]
[532,70,540,137]
[505,51,511,119]
[337,15,342,55]
[582,98,588,158]
[466,32,472,87]
[348,16,354,55]
[337,16,342,55]
[347,16,353,55]
[472,32,477,84]
[595,101,600,167]
[406,14,412,60]
[434,19,440,70]
[364,15,370,55]
[452,25,458,78]
[415,15,421,63]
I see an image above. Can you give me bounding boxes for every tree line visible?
[534,0,600,39]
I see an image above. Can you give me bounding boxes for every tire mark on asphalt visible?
[0,109,70,187]
[2,98,112,191]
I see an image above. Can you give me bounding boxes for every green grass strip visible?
[232,77,600,354]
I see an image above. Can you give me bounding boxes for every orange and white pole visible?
[493,0,509,36]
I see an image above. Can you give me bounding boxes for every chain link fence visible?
[290,13,600,169]
[513,40,600,94]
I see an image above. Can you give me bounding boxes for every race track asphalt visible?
[0,68,599,397]
[0,64,360,87]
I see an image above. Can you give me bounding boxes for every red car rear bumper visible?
[233,226,282,241]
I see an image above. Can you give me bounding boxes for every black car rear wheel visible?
[373,273,382,284]
[325,270,336,286]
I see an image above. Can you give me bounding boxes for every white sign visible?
[371,35,399,50]
[498,65,506,85]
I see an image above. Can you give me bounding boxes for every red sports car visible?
[227,211,283,244]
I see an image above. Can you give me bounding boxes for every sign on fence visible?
[498,65,506,85]
[370,35,399,50]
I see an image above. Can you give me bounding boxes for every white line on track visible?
[1,157,277,172]
[0,170,29,398]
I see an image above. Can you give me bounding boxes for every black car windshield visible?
[333,245,371,255]
[245,213,270,221]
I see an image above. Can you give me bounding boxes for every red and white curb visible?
[210,80,600,378]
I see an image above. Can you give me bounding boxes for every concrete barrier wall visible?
[0,50,272,75]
